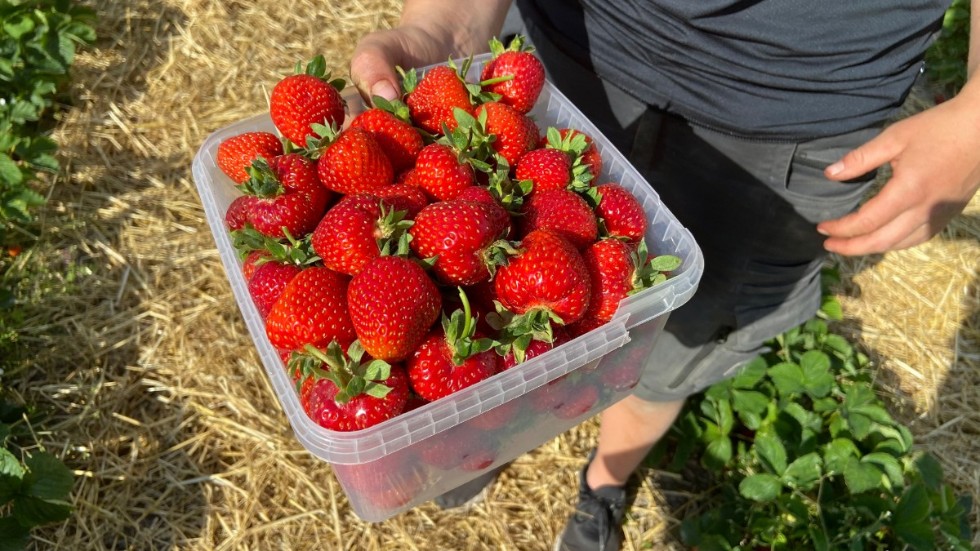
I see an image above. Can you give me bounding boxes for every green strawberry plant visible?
[0,0,95,237]
[656,289,973,550]
[0,392,74,551]
[924,0,970,102]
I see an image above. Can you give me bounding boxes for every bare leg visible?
[585,395,686,489]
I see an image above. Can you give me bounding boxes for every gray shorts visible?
[506,7,881,401]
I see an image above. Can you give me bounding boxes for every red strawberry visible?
[295,341,409,432]
[411,142,477,201]
[347,256,442,362]
[269,56,346,147]
[575,238,683,327]
[242,249,268,281]
[406,289,500,401]
[480,36,545,114]
[493,229,591,326]
[552,380,600,419]
[349,97,424,174]
[420,424,500,471]
[514,147,572,194]
[543,128,602,183]
[582,238,637,323]
[402,63,474,135]
[265,266,356,352]
[518,188,598,250]
[475,101,538,168]
[594,183,647,243]
[248,260,302,318]
[408,198,510,286]
[372,183,430,219]
[240,154,330,239]
[217,131,284,184]
[315,126,394,195]
[224,195,257,231]
[311,193,411,276]
[333,448,426,510]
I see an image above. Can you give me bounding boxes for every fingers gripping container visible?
[191,54,704,522]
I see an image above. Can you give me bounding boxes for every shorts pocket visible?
[780,127,881,222]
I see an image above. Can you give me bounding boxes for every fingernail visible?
[371,81,398,102]
[825,161,844,177]
[816,226,829,236]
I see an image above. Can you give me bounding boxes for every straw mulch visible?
[8,1,977,549]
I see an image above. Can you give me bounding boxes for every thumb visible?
[349,41,402,105]
[824,129,901,181]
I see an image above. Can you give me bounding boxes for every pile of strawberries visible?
[215,36,680,434]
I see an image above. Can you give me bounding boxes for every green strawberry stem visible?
[444,287,497,366]
[300,341,393,404]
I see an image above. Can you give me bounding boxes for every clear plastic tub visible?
[191,55,704,522]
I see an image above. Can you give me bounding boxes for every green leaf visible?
[731,356,767,389]
[912,452,944,491]
[894,483,932,525]
[0,448,25,505]
[754,429,787,475]
[738,473,782,502]
[800,350,834,398]
[862,452,903,487]
[768,362,805,396]
[809,525,831,551]
[12,495,72,527]
[783,452,823,488]
[0,516,30,551]
[23,452,73,500]
[893,519,936,551]
[819,295,843,320]
[843,456,883,494]
[703,436,732,470]
[0,154,23,185]
[3,14,36,39]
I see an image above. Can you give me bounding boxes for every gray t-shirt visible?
[517,0,949,140]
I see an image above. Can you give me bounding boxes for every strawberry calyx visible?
[239,157,285,198]
[294,54,348,94]
[298,121,342,158]
[480,238,520,281]
[486,159,532,214]
[487,303,562,365]
[375,202,414,258]
[231,225,320,265]
[371,95,413,123]
[628,239,682,295]
[432,108,496,174]
[543,126,594,192]
[489,35,536,57]
[442,287,498,366]
[292,340,393,404]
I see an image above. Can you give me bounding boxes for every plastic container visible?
[191,55,704,522]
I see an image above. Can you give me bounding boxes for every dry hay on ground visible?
[8,1,978,549]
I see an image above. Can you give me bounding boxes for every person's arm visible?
[816,2,980,255]
[349,0,513,103]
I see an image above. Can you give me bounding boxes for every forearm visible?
[399,0,514,57]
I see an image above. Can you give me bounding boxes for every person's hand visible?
[349,25,456,105]
[817,85,980,256]
[349,1,511,106]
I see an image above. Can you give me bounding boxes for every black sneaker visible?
[554,456,626,551]
[433,465,504,509]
